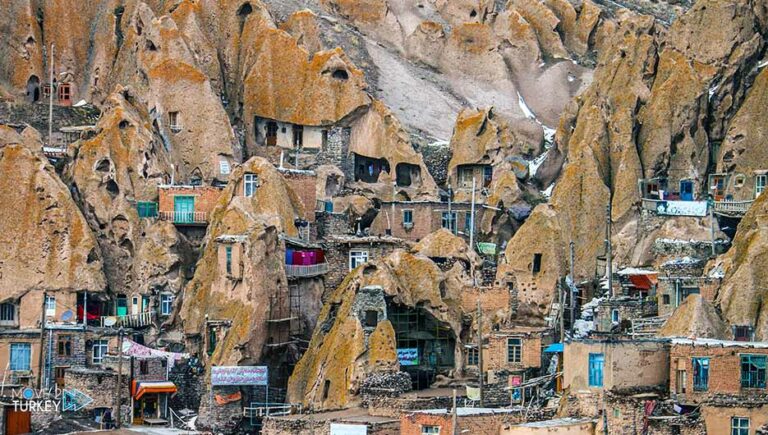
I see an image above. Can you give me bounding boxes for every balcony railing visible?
[285,263,328,278]
[713,200,754,216]
[158,211,208,225]
[100,311,154,328]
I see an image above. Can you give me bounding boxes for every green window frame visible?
[741,354,766,388]
[136,201,158,218]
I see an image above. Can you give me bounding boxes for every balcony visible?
[158,211,208,226]
[285,262,328,278]
[100,311,154,328]
[713,200,754,217]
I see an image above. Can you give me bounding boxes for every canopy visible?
[133,381,177,400]
[544,343,564,353]
[629,274,658,290]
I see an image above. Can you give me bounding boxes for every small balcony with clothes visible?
[282,235,327,279]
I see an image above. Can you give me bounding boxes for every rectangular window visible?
[54,366,67,388]
[662,294,670,305]
[364,310,378,327]
[349,250,369,271]
[45,295,56,317]
[160,294,174,316]
[588,353,604,387]
[441,211,457,234]
[483,166,493,187]
[10,343,31,371]
[137,201,158,218]
[225,246,233,275]
[219,159,231,175]
[0,303,15,322]
[458,167,474,188]
[676,369,687,394]
[92,340,109,364]
[532,253,542,273]
[466,347,479,366]
[507,338,522,364]
[611,309,620,323]
[465,211,472,232]
[756,175,766,197]
[322,379,331,400]
[741,354,766,388]
[207,326,217,355]
[57,335,72,356]
[58,83,71,103]
[403,209,413,226]
[292,124,303,146]
[732,417,749,435]
[421,426,440,435]
[169,111,180,132]
[244,173,258,197]
[693,357,709,391]
[734,325,753,342]
[140,360,149,375]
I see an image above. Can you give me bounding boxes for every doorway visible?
[26,76,40,103]
[173,196,195,223]
[680,180,694,201]
[5,407,31,435]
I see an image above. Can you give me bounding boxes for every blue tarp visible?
[544,343,564,353]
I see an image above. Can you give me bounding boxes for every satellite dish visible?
[103,316,117,327]
[61,310,73,322]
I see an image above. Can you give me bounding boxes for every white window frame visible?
[244,173,258,197]
[160,293,174,316]
[731,417,749,435]
[169,111,181,132]
[45,295,56,317]
[219,158,231,175]
[756,174,766,198]
[403,209,413,227]
[92,339,109,364]
[349,250,369,271]
[507,337,522,364]
[458,167,474,188]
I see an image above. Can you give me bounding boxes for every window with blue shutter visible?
[10,343,31,371]
[693,357,709,391]
[588,353,604,387]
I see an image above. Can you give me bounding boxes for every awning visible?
[629,274,658,290]
[544,343,564,353]
[133,381,177,400]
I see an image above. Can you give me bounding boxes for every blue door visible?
[174,196,195,223]
[588,353,604,387]
[680,180,694,201]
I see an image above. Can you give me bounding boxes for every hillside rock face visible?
[659,294,730,339]
[713,191,768,340]
[497,0,767,321]
[288,248,469,410]
[0,144,105,299]
[66,88,191,300]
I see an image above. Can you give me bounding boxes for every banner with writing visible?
[397,348,419,366]
[211,366,268,386]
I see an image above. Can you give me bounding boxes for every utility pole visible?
[469,177,476,252]
[83,290,88,331]
[115,328,125,428]
[391,182,396,235]
[709,190,716,257]
[569,241,576,329]
[47,44,55,147]
[37,291,47,389]
[452,388,458,435]
[605,204,613,298]
[558,281,565,342]
[476,299,484,407]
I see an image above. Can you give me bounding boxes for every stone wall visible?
[419,142,452,187]
[369,201,484,242]
[315,212,354,239]
[482,330,549,372]
[168,359,204,412]
[196,385,243,433]
[316,126,352,178]
[63,368,130,423]
[323,239,409,292]
[400,410,530,435]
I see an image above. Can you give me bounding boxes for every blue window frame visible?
[741,354,766,388]
[693,357,709,391]
[441,211,457,234]
[10,343,31,371]
[465,211,472,231]
[732,417,749,435]
[225,246,233,275]
[588,353,604,387]
[403,210,413,226]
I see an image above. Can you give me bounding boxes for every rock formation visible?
[659,294,730,339]
[0,143,105,299]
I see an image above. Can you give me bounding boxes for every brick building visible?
[279,168,318,223]
[156,184,223,225]
[369,201,485,242]
[657,276,721,317]
[479,327,553,373]
[400,407,522,435]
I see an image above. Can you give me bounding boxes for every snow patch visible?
[529,150,549,177]
[541,183,555,198]
[517,92,536,119]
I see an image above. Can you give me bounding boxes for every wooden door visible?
[6,407,31,435]
[173,196,195,223]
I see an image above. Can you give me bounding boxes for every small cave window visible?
[292,124,303,147]
[95,159,111,172]
[119,119,130,129]
[532,253,542,274]
[364,310,378,327]
[238,3,253,17]
[105,179,120,197]
[322,379,331,400]
[169,111,181,132]
[331,69,349,80]
[145,39,157,51]
[470,9,477,18]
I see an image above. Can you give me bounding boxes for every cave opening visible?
[387,301,456,390]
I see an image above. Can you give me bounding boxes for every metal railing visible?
[243,403,302,418]
[714,200,754,216]
[100,311,154,328]
[285,263,328,278]
[158,210,208,225]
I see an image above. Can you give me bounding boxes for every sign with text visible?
[655,200,707,217]
[397,348,419,366]
[211,366,268,386]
